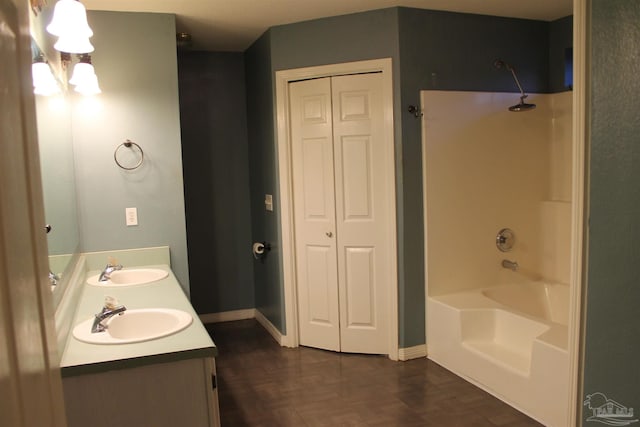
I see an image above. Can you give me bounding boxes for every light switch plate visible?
[126,207,138,226]
[265,194,273,212]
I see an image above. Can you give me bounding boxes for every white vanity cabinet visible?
[63,357,220,427]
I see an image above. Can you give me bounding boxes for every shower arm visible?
[507,65,528,102]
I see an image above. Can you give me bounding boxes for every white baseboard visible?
[398,344,428,361]
[199,308,256,324]
[254,310,285,346]
[200,309,425,360]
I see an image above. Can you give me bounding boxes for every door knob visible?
[326,231,333,238]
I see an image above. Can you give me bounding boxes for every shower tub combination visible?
[427,282,570,426]
[422,85,573,426]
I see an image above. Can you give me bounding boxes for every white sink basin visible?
[86,268,169,287]
[72,308,193,345]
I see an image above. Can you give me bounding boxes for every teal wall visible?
[245,7,569,346]
[582,1,640,423]
[72,11,190,293]
[177,51,254,314]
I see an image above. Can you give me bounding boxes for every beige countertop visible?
[60,264,216,377]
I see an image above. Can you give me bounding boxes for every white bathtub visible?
[427,282,570,426]
[481,281,569,326]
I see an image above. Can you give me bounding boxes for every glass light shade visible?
[46,0,93,37]
[32,62,61,96]
[69,62,96,86]
[54,34,94,54]
[74,73,101,96]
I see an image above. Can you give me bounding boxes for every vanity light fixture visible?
[32,56,61,96]
[46,0,94,54]
[69,54,95,85]
[74,73,101,95]
[70,54,101,95]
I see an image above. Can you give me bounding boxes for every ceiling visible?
[81,0,573,52]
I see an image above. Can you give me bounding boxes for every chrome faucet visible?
[49,270,60,287]
[501,259,519,271]
[92,297,126,333]
[98,262,123,282]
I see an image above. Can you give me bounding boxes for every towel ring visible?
[114,139,144,170]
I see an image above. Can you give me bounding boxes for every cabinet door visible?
[63,358,220,427]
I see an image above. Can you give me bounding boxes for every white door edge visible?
[275,58,399,359]
[567,1,587,425]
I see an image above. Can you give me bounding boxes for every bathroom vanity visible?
[57,249,219,427]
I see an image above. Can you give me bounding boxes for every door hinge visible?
[211,374,217,390]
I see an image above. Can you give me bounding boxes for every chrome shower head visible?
[509,98,536,112]
[494,59,536,112]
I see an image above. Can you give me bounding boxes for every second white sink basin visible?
[86,268,169,287]
[73,308,193,345]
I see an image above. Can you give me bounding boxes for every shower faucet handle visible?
[496,228,515,252]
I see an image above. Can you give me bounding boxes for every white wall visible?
[72,12,189,293]
[423,91,572,296]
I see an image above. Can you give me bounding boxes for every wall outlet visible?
[265,194,273,212]
[125,207,138,226]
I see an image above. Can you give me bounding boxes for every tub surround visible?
[423,91,573,296]
[424,91,554,296]
[539,201,572,284]
[423,90,573,426]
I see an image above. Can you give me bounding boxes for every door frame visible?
[1,0,68,424]
[275,58,399,359]
[568,1,587,423]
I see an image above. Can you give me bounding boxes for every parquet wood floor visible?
[206,319,544,427]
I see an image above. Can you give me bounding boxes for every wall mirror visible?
[30,10,81,308]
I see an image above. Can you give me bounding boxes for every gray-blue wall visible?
[582,1,640,423]
[245,31,284,328]
[549,15,573,93]
[177,51,254,314]
[245,7,571,346]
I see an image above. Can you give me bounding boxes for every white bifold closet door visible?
[289,73,391,354]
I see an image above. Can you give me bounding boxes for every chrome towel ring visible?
[114,139,144,170]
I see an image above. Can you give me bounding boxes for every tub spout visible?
[501,259,519,271]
